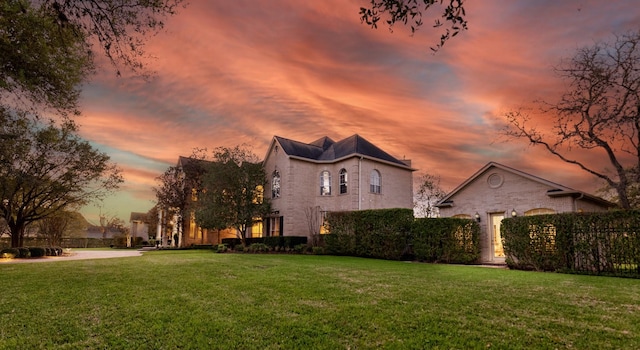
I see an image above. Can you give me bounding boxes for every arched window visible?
[524,208,556,216]
[320,170,331,196]
[370,170,381,194]
[272,171,280,198]
[339,169,348,194]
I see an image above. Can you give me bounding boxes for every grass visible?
[0,250,639,349]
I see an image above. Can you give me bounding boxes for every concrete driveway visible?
[0,249,144,264]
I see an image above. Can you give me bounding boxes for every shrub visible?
[293,244,307,254]
[215,244,228,253]
[312,246,325,255]
[28,247,46,258]
[502,210,640,277]
[247,243,270,253]
[234,244,244,252]
[1,248,20,259]
[412,218,480,264]
[18,247,31,258]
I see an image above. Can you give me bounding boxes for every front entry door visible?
[490,213,505,260]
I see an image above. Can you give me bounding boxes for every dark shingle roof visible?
[274,134,409,167]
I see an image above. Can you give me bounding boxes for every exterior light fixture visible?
[511,209,517,217]
[474,212,481,222]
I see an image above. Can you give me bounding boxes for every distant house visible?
[261,134,415,238]
[129,212,150,242]
[436,162,616,263]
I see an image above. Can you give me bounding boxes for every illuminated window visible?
[268,217,281,237]
[370,170,381,194]
[525,208,556,216]
[253,185,264,204]
[320,170,331,196]
[251,219,263,238]
[525,208,557,252]
[339,169,348,194]
[272,171,280,198]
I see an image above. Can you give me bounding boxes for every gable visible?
[436,162,614,209]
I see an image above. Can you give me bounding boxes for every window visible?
[339,169,348,194]
[272,171,280,198]
[370,170,381,194]
[267,216,282,237]
[320,170,331,196]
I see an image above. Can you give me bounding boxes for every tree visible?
[1,0,185,115]
[502,32,640,209]
[195,146,271,245]
[154,149,208,246]
[359,0,467,52]
[0,0,91,116]
[36,210,87,246]
[0,110,122,247]
[414,172,446,218]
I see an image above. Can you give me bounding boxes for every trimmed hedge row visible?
[412,217,480,264]
[502,210,640,277]
[0,246,64,259]
[0,237,115,248]
[221,236,307,250]
[324,208,481,263]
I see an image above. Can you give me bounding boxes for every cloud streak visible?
[76,0,640,220]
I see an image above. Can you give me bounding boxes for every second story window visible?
[370,170,381,194]
[320,170,331,196]
[339,168,347,194]
[272,171,280,198]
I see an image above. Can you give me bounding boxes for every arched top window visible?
[320,170,331,196]
[525,208,556,216]
[339,168,348,194]
[452,214,472,219]
[370,170,381,194]
[272,171,280,199]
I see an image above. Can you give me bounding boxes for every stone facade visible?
[436,162,615,263]
[262,135,414,238]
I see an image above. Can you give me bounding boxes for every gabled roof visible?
[129,212,148,223]
[436,161,615,208]
[272,134,413,169]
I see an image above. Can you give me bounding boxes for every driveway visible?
[0,249,144,264]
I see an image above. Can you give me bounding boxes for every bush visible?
[324,208,413,260]
[28,247,46,258]
[312,246,325,255]
[247,243,270,253]
[502,210,640,277]
[412,218,480,264]
[234,244,244,252]
[1,248,20,259]
[17,247,31,258]
[215,244,228,253]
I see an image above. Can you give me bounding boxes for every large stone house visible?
[436,162,616,263]
[168,135,414,245]
[260,134,415,238]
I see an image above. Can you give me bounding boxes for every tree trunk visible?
[10,223,26,248]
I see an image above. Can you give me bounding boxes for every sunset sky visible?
[75,1,640,223]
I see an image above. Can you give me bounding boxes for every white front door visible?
[490,213,505,260]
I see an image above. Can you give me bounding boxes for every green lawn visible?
[0,251,638,349]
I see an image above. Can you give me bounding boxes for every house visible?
[173,156,236,247]
[435,162,616,263]
[129,212,150,243]
[261,134,415,238]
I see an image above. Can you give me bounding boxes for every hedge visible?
[412,218,480,264]
[502,210,640,277]
[324,208,414,260]
[221,236,307,250]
